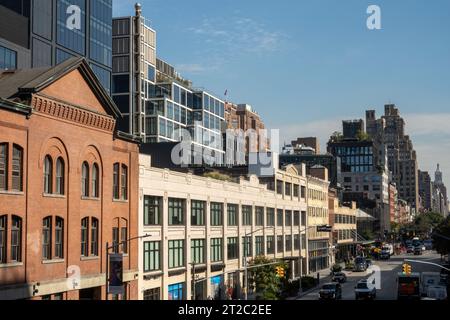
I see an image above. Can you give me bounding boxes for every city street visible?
[298,251,444,300]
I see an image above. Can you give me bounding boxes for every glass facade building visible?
[0,0,112,92]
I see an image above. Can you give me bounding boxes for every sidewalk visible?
[286,268,336,300]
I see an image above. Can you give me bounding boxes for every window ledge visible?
[80,256,100,261]
[81,196,100,201]
[43,193,66,199]
[113,199,128,203]
[0,190,24,196]
[42,259,65,265]
[0,262,23,268]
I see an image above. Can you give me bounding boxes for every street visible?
[298,251,444,300]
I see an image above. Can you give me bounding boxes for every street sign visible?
[317,225,333,232]
[108,254,124,295]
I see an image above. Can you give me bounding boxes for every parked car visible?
[380,250,391,260]
[423,240,433,250]
[406,246,415,253]
[414,246,423,255]
[365,259,373,269]
[319,283,342,300]
[355,279,377,300]
[353,257,367,272]
[332,272,347,283]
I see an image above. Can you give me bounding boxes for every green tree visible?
[412,212,444,235]
[330,131,343,143]
[248,257,285,300]
[432,216,450,255]
[356,130,371,141]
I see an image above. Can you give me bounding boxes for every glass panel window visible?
[190,239,205,264]
[285,235,292,251]
[42,217,52,260]
[144,241,160,272]
[92,163,99,198]
[211,238,223,262]
[11,216,21,262]
[0,215,6,263]
[227,204,238,226]
[255,207,264,226]
[294,234,300,250]
[55,217,64,259]
[81,218,89,256]
[277,209,283,227]
[242,236,252,257]
[168,283,184,301]
[112,227,119,254]
[210,203,223,226]
[277,236,284,253]
[81,162,89,197]
[144,196,162,226]
[293,185,299,197]
[91,218,98,256]
[0,144,7,190]
[113,163,119,199]
[121,227,127,254]
[227,237,238,260]
[44,156,53,194]
[255,236,264,256]
[57,0,86,55]
[285,211,292,227]
[294,211,300,226]
[0,45,17,70]
[266,208,275,226]
[266,236,275,254]
[191,200,205,226]
[12,145,22,191]
[143,288,160,300]
[89,0,112,67]
[121,165,128,200]
[56,158,65,195]
[169,198,185,226]
[242,206,252,226]
[168,240,184,269]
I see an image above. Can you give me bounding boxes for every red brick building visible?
[0,58,139,300]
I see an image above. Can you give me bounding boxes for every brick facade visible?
[0,58,139,300]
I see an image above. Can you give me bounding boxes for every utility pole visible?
[191,262,196,301]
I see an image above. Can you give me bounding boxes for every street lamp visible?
[105,233,152,300]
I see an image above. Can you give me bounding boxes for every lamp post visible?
[105,233,151,300]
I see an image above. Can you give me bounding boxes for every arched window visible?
[92,163,99,198]
[113,163,119,200]
[121,164,128,200]
[91,218,99,256]
[0,215,6,263]
[12,145,23,191]
[42,217,52,260]
[81,162,89,197]
[11,216,22,262]
[55,217,64,259]
[0,144,7,191]
[44,156,53,194]
[81,218,89,257]
[56,158,65,195]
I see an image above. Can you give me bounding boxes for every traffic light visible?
[402,263,412,275]
[275,266,285,278]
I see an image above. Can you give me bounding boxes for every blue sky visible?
[114,0,450,187]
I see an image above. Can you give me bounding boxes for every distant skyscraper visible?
[366,105,419,211]
[0,0,112,92]
[418,171,432,211]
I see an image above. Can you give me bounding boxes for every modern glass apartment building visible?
[0,0,112,92]
[112,5,226,165]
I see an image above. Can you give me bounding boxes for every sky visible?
[114,0,450,187]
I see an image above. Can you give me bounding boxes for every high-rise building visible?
[290,137,320,154]
[328,125,391,235]
[0,0,113,92]
[113,5,226,165]
[366,105,419,211]
[418,170,432,211]
[432,164,448,216]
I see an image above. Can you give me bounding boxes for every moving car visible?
[423,239,433,250]
[332,272,347,283]
[319,283,342,300]
[406,246,415,253]
[382,244,394,256]
[355,279,377,300]
[353,256,367,272]
[380,250,391,260]
[414,246,423,255]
